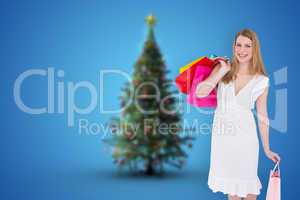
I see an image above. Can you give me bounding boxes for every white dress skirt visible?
[207,74,270,198]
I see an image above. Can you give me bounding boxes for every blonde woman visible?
[196,29,281,200]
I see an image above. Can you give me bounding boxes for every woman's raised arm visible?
[196,60,230,98]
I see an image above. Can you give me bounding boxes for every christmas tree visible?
[103,14,195,175]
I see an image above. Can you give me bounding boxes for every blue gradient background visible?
[0,0,297,199]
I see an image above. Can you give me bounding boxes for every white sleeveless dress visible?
[207,74,270,198]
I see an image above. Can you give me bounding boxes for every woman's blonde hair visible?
[222,28,268,84]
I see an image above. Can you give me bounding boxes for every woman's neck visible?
[237,62,251,75]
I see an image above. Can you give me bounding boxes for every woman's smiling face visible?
[234,35,253,64]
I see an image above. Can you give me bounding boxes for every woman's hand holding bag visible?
[266,161,281,200]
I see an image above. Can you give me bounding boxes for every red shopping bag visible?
[266,161,281,200]
[175,62,198,94]
[175,57,220,94]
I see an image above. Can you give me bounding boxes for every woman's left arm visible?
[256,87,281,163]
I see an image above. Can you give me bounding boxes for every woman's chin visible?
[237,58,251,64]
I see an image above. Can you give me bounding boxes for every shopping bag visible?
[266,161,281,200]
[186,57,225,107]
[175,62,198,94]
[187,60,217,107]
[175,57,220,94]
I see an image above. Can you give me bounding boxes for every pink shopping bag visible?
[266,161,281,200]
[187,61,218,108]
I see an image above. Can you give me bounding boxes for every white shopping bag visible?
[266,161,281,200]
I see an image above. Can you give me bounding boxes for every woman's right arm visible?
[195,60,231,98]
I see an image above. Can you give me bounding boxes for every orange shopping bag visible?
[266,161,281,200]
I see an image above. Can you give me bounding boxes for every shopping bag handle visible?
[271,161,280,177]
[211,57,228,68]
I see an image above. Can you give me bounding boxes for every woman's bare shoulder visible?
[256,73,269,81]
